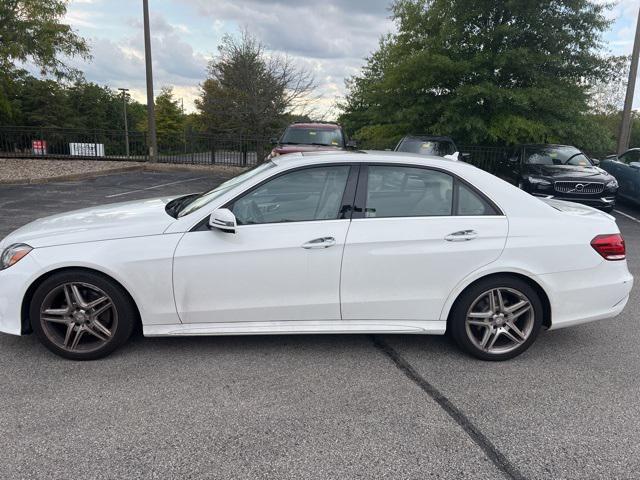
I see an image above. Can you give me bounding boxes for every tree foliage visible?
[137,86,185,136]
[339,0,619,151]
[0,0,89,78]
[0,0,90,120]
[196,31,316,137]
[0,72,146,131]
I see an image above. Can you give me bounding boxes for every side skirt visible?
[143,320,446,337]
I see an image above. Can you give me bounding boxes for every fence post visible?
[40,128,45,156]
[242,137,248,167]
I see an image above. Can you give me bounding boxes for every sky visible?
[61,0,640,118]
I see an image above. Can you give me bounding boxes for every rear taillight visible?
[591,234,626,261]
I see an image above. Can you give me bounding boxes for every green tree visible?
[138,86,185,136]
[10,75,72,127]
[0,0,90,120]
[0,74,148,132]
[339,0,617,150]
[196,31,316,137]
[155,87,185,135]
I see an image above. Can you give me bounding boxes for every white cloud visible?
[63,11,210,112]
[59,0,640,115]
[178,0,395,117]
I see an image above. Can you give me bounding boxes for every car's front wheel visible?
[30,270,136,360]
[449,276,543,361]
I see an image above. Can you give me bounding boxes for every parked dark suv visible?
[495,144,618,211]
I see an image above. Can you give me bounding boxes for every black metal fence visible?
[156,133,271,166]
[0,126,271,167]
[0,126,514,171]
[459,145,508,173]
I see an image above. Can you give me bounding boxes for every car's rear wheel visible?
[449,276,543,361]
[30,270,136,360]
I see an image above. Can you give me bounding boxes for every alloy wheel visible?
[39,282,117,353]
[464,287,535,355]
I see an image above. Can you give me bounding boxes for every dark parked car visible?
[394,135,470,161]
[600,148,640,204]
[267,122,355,160]
[495,144,618,212]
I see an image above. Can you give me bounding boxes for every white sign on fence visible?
[70,143,105,157]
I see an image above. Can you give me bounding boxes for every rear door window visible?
[365,166,454,218]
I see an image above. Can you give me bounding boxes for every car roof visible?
[272,150,458,167]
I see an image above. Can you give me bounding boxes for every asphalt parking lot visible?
[1,169,640,480]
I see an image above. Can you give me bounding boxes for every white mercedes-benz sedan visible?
[0,152,633,361]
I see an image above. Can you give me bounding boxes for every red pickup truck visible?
[267,122,355,160]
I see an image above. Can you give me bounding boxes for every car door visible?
[173,164,357,324]
[340,164,508,322]
[617,151,639,200]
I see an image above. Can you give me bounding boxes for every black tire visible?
[449,275,543,361]
[30,270,137,360]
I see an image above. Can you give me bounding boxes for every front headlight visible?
[606,178,618,189]
[527,177,551,186]
[0,244,33,270]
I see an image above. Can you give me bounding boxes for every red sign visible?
[32,140,47,155]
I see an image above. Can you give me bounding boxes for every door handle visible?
[445,230,478,242]
[302,237,336,249]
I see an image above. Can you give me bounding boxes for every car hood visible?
[524,165,611,181]
[1,197,177,249]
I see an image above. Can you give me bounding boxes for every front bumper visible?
[0,255,40,336]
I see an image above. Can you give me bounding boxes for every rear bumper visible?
[537,261,633,330]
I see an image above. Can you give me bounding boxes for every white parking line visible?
[105,177,208,198]
[614,209,640,224]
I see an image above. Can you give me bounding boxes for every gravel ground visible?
[0,158,247,184]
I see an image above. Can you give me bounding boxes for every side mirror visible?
[209,208,237,233]
[630,162,640,171]
[591,158,600,166]
[460,152,472,161]
[346,139,358,149]
[270,137,279,146]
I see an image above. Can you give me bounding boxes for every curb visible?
[0,163,248,186]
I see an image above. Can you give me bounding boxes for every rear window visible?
[281,127,344,147]
[396,138,457,157]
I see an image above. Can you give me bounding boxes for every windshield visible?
[524,146,592,167]
[396,138,457,157]
[177,162,276,217]
[280,127,344,147]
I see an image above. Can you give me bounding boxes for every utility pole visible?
[118,88,130,158]
[618,7,640,155]
[143,0,158,162]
